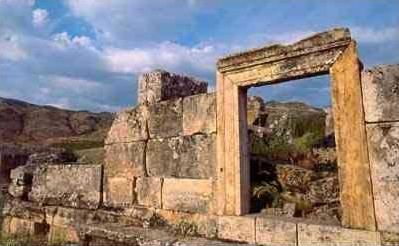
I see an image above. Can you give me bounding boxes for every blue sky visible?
[0,0,398,111]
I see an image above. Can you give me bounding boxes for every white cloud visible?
[104,42,217,76]
[32,8,48,27]
[0,35,28,61]
[52,32,94,49]
[351,27,399,43]
[64,0,208,46]
[49,75,102,93]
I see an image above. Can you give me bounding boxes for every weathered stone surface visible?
[381,231,399,245]
[276,164,316,192]
[324,106,335,137]
[146,134,216,178]
[105,106,148,144]
[138,69,208,105]
[2,217,34,235]
[255,216,297,245]
[306,176,340,205]
[48,225,80,244]
[297,223,380,245]
[148,98,183,138]
[26,149,77,166]
[104,177,135,208]
[215,29,355,216]
[247,96,266,127]
[331,41,376,230]
[218,28,350,73]
[29,164,102,209]
[82,223,171,245]
[218,216,255,243]
[104,141,146,178]
[8,164,35,198]
[2,198,46,223]
[135,177,162,208]
[305,202,342,225]
[0,147,29,186]
[155,209,218,238]
[182,93,216,135]
[367,122,399,233]
[261,203,296,218]
[362,64,399,122]
[162,178,212,213]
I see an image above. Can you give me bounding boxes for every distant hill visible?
[0,97,114,150]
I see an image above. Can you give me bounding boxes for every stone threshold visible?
[0,198,388,245]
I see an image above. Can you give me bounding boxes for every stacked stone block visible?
[361,65,399,234]
[29,164,103,209]
[138,69,208,105]
[104,70,216,213]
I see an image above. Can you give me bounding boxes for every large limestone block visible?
[105,106,148,144]
[104,177,135,208]
[182,93,216,135]
[138,69,208,105]
[146,134,216,178]
[362,65,399,122]
[367,122,399,233]
[255,216,297,245]
[104,141,146,178]
[297,223,380,245]
[148,98,183,138]
[135,177,162,208]
[29,164,102,209]
[162,178,212,213]
[218,216,255,243]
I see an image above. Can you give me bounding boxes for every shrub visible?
[252,180,283,208]
[172,220,199,237]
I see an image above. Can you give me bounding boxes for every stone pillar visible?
[362,64,399,233]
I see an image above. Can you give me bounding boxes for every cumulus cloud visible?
[64,0,215,47]
[104,42,217,76]
[32,8,48,27]
[52,32,94,49]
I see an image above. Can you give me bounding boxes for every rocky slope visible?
[247,97,339,222]
[0,97,114,149]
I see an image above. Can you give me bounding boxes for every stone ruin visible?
[1,28,399,245]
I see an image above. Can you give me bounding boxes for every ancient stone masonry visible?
[2,29,399,245]
[138,69,208,105]
[216,27,377,233]
[104,70,216,211]
[362,65,399,234]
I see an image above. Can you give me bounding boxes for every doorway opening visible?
[246,75,341,224]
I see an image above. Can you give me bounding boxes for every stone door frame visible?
[215,28,377,231]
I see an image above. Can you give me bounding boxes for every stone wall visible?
[104,71,216,213]
[362,64,399,234]
[29,164,103,209]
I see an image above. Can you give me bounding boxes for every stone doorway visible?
[215,28,376,231]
